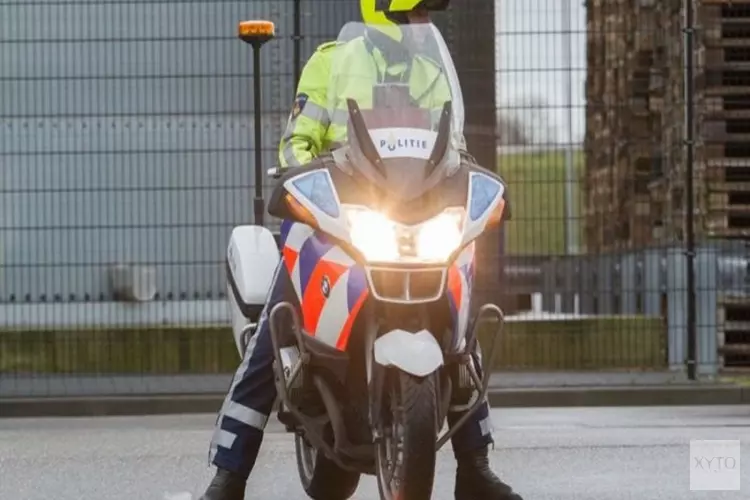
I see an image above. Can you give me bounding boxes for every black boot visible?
[198,468,246,500]
[454,445,523,500]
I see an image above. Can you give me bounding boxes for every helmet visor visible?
[417,0,449,11]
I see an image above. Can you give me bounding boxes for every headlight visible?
[415,209,463,262]
[345,206,464,263]
[346,208,399,262]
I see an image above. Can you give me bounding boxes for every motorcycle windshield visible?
[326,21,465,201]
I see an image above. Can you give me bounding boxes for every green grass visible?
[479,315,666,370]
[497,150,584,255]
[0,316,667,373]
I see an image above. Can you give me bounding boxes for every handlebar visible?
[267,167,283,179]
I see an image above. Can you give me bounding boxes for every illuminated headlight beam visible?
[345,206,464,264]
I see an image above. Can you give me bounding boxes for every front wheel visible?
[375,371,438,500]
[295,433,361,499]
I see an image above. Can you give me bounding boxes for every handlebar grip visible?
[267,167,283,179]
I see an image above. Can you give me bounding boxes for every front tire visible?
[375,371,438,500]
[295,433,360,499]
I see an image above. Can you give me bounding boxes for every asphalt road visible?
[0,406,748,500]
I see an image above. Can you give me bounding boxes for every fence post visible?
[562,0,577,255]
[293,0,302,89]
[683,0,697,380]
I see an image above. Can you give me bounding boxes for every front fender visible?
[373,329,444,377]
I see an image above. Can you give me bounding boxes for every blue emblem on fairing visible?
[468,172,502,221]
[292,171,340,217]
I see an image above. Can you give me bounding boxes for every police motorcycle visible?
[225,21,509,500]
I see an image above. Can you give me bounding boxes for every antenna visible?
[238,20,276,226]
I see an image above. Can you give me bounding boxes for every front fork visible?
[365,303,505,451]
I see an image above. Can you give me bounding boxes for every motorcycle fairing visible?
[446,242,476,352]
[282,168,351,243]
[461,171,506,247]
[274,168,504,354]
[280,219,370,351]
[281,216,475,354]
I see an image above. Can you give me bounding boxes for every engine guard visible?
[435,303,505,451]
[267,301,505,459]
[267,301,367,473]
[238,322,257,356]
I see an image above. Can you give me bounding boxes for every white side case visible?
[226,225,281,356]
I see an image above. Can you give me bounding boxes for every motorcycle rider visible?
[198,1,523,499]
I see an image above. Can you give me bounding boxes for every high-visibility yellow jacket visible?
[278,35,455,168]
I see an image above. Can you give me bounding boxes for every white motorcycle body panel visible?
[373,329,444,377]
[460,171,506,248]
[450,243,476,351]
[282,169,350,243]
[226,225,280,355]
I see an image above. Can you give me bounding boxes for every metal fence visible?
[0,0,746,399]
